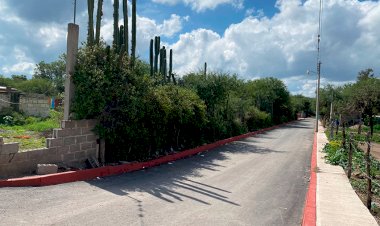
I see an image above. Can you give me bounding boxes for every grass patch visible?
[0,110,62,151]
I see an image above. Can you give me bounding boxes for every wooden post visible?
[342,123,346,149]
[366,132,372,210]
[64,23,79,120]
[336,114,341,135]
[347,132,353,179]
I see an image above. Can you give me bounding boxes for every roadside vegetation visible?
[321,69,380,218]
[0,109,62,150]
[68,0,315,163]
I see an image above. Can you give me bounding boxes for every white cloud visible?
[100,13,185,56]
[2,47,35,75]
[168,0,380,92]
[152,0,244,12]
[34,24,67,48]
[0,0,23,24]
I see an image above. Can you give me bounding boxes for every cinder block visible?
[61,120,76,129]
[36,164,58,175]
[0,143,19,155]
[67,128,81,136]
[76,135,87,144]
[70,144,80,153]
[46,138,63,148]
[80,142,92,151]
[74,151,86,160]
[26,148,48,160]
[62,153,75,162]
[81,128,93,135]
[87,120,98,129]
[76,120,88,128]
[86,134,97,142]
[86,149,97,158]
[53,129,67,138]
[64,137,76,146]
[57,146,70,155]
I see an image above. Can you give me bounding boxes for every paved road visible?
[0,119,314,226]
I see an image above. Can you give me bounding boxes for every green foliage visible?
[33,57,66,94]
[17,78,55,96]
[291,94,314,116]
[245,106,271,131]
[0,110,62,150]
[245,77,292,124]
[73,44,208,161]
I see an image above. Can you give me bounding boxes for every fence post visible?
[348,132,353,179]
[64,23,79,120]
[342,123,346,148]
[366,132,372,210]
[330,120,334,140]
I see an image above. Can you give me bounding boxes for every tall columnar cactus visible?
[131,0,136,67]
[169,49,173,81]
[95,0,103,44]
[87,0,95,45]
[204,62,207,76]
[113,0,119,49]
[159,46,166,79]
[123,0,129,55]
[119,25,124,51]
[150,39,154,77]
[163,47,167,80]
[154,36,160,74]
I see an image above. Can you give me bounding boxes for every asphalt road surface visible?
[0,118,314,226]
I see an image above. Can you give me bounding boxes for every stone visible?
[36,164,58,175]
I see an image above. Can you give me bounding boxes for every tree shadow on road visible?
[87,135,283,210]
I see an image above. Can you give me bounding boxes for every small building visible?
[0,86,50,117]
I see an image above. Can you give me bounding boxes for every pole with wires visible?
[315,0,323,132]
[73,0,77,24]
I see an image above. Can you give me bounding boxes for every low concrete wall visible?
[0,119,99,179]
[19,94,50,117]
[0,93,11,110]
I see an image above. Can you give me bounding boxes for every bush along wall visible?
[72,44,296,163]
[72,0,298,163]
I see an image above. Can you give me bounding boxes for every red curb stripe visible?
[302,132,317,226]
[0,120,299,187]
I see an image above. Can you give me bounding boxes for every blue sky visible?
[0,0,380,97]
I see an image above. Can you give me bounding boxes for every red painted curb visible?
[0,120,299,187]
[302,132,317,226]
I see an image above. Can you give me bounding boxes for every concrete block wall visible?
[0,119,99,179]
[0,93,11,110]
[19,94,50,117]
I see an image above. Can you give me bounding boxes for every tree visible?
[348,72,380,135]
[357,68,374,81]
[11,75,27,81]
[291,95,313,117]
[246,77,292,123]
[33,57,66,94]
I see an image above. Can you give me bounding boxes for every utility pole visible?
[73,0,77,24]
[315,0,323,132]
